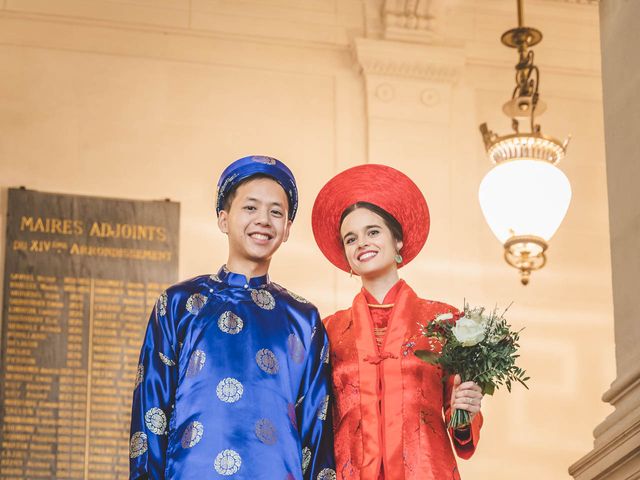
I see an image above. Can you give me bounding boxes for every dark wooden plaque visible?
[0,188,179,479]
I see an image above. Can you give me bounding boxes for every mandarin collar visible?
[362,279,405,305]
[216,265,270,289]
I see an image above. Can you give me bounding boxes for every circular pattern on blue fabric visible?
[129,432,148,458]
[157,292,168,316]
[252,155,276,165]
[287,289,309,304]
[254,418,277,445]
[186,350,206,377]
[287,334,306,364]
[186,293,207,315]
[256,348,279,374]
[302,447,311,474]
[287,403,297,429]
[214,449,242,475]
[251,289,275,310]
[158,352,175,367]
[321,344,330,364]
[218,311,243,335]
[134,363,144,388]
[317,468,337,480]
[216,377,244,403]
[317,395,329,421]
[144,407,166,435]
[181,421,204,448]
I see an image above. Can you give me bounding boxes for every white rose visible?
[452,316,486,346]
[435,312,454,322]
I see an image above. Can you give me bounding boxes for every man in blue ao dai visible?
[129,155,335,480]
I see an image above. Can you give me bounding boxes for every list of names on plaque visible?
[1,189,179,479]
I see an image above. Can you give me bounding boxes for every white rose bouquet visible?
[415,303,529,429]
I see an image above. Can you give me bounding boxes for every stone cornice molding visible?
[569,336,640,480]
[568,416,640,478]
[601,363,640,406]
[353,37,464,83]
[554,0,598,4]
[569,353,640,478]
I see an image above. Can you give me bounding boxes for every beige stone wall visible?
[0,1,613,478]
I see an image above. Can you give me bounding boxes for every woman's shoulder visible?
[398,282,460,314]
[321,305,352,331]
[322,306,351,322]
[413,296,461,316]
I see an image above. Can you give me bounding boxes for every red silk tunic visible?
[324,281,482,480]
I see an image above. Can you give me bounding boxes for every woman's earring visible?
[394,253,403,264]
[349,269,353,278]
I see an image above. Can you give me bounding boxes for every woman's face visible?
[340,207,403,279]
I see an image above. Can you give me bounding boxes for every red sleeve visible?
[443,375,483,459]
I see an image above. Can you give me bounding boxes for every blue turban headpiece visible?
[216,155,299,221]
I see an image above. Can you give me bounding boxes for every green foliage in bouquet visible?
[415,303,529,429]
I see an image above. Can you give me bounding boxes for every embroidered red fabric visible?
[324,282,482,480]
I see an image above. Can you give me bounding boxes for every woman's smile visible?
[357,250,378,262]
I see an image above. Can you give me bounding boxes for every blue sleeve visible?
[296,312,336,480]
[129,292,178,480]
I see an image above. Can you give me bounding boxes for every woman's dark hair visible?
[339,201,403,243]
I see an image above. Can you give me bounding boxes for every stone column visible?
[350,31,467,286]
[569,1,640,478]
[356,0,465,169]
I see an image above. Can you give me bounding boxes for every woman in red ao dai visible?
[312,164,484,480]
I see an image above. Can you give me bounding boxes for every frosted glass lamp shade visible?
[478,159,572,244]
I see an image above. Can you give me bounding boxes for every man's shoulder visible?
[270,283,319,314]
[164,274,214,298]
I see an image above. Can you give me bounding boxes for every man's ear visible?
[282,219,293,243]
[217,211,229,234]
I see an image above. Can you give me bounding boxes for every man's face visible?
[218,177,292,267]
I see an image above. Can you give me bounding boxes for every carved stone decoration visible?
[382,0,447,43]
[354,37,464,84]
[375,83,396,102]
[420,88,441,107]
[352,37,463,125]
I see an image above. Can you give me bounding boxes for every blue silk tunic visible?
[129,266,335,480]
